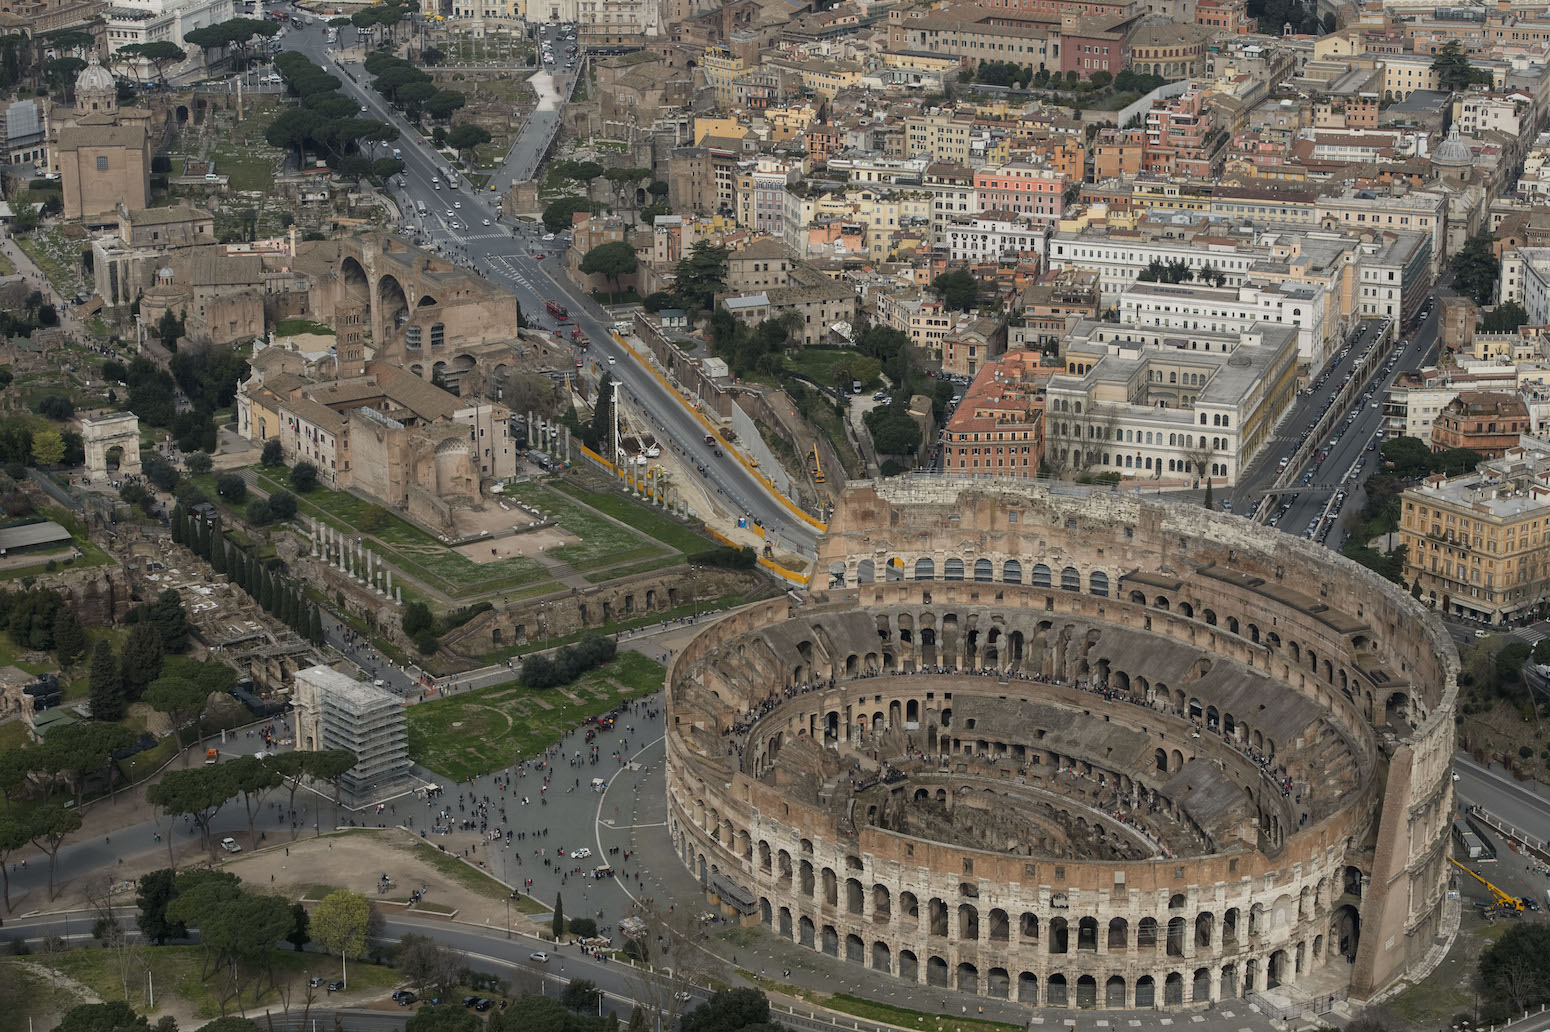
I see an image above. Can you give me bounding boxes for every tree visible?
[54,1002,148,1032]
[0,813,29,912]
[261,440,284,467]
[680,989,771,1032]
[670,242,730,314]
[1432,39,1494,92]
[30,428,64,468]
[446,123,491,166]
[54,603,87,668]
[149,589,190,653]
[932,268,978,312]
[285,900,311,951]
[553,890,565,938]
[266,490,297,521]
[147,766,238,859]
[28,803,82,900]
[1497,640,1533,685]
[307,749,358,833]
[543,196,595,234]
[580,241,639,302]
[185,452,214,475]
[561,979,602,1012]
[1478,924,1550,1014]
[136,868,187,944]
[216,472,247,503]
[145,676,210,764]
[424,88,466,121]
[1452,233,1502,307]
[226,754,280,848]
[591,374,615,454]
[311,889,371,986]
[121,621,165,699]
[88,639,126,722]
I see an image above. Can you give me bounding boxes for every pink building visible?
[973,163,1067,219]
[1144,87,1226,178]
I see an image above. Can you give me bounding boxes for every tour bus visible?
[416,201,428,216]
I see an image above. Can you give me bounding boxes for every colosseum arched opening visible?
[665,482,1457,1013]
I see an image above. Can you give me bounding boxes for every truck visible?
[392,148,402,160]
[546,300,569,320]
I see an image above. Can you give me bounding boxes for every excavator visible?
[1448,856,1524,914]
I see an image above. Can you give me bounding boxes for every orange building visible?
[1431,392,1529,457]
[940,349,1054,476]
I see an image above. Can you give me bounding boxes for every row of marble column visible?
[310,518,401,605]
[528,411,572,460]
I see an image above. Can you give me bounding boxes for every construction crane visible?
[1448,857,1523,912]
[810,446,825,484]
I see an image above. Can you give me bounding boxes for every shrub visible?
[216,473,247,503]
[266,490,298,520]
[290,462,319,492]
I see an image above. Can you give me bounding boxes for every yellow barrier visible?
[609,331,828,534]
[702,525,810,585]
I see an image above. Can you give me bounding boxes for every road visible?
[279,15,820,560]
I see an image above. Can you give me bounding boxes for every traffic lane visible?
[1455,754,1550,843]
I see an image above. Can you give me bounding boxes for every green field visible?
[406,652,664,779]
[503,482,664,570]
[551,480,713,555]
[785,348,883,391]
[15,945,403,1021]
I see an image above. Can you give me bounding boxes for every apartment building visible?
[1118,280,1330,368]
[943,211,1052,264]
[974,163,1067,218]
[1432,391,1531,456]
[1041,321,1300,484]
[941,349,1051,477]
[1143,87,1227,178]
[1400,435,1550,625]
[735,159,800,237]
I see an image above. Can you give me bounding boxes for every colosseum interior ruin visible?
[664,480,1457,1013]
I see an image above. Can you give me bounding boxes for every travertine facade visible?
[666,481,1456,1010]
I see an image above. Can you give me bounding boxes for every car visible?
[309,977,326,988]
[359,104,367,113]
[535,252,545,259]
[529,951,550,963]
[543,232,556,241]
[474,1000,494,1012]
[327,981,345,993]
[454,201,461,209]
[571,847,592,859]
[1474,629,1489,638]
[1522,896,1543,912]
[220,836,242,853]
[445,210,454,218]
[463,997,480,1008]
[483,218,491,226]
[607,355,615,364]
[393,991,418,1006]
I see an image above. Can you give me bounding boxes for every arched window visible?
[1060,566,1080,591]
[1002,560,1023,583]
[1089,571,1109,596]
[944,558,965,581]
[1032,563,1052,588]
[914,557,935,580]
[974,558,993,582]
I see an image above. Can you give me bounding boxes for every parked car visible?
[327,981,345,993]
[220,837,241,853]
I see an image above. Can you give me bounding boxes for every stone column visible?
[395,585,402,605]
[562,425,571,462]
[311,520,320,556]
[386,569,393,596]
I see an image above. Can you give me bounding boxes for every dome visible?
[75,53,116,95]
[1434,125,1472,167]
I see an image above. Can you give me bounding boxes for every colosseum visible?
[664,480,1457,1012]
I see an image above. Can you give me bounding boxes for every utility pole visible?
[611,377,620,473]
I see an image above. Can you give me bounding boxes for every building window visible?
[95,155,109,171]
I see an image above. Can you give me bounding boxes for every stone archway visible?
[83,413,142,479]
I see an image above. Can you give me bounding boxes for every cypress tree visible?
[211,539,228,576]
[53,603,87,667]
[170,504,185,545]
[552,892,564,939]
[196,517,211,560]
[88,639,125,721]
[259,570,275,612]
[308,606,324,645]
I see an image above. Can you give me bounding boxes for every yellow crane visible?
[1448,856,1523,912]
[810,447,825,484]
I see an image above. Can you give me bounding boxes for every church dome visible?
[1434,125,1472,167]
[75,53,116,96]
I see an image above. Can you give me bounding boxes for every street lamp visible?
[504,852,511,939]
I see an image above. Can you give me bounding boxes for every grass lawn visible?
[477,595,749,666]
[251,469,549,600]
[406,652,664,779]
[274,318,336,337]
[0,720,29,752]
[0,958,82,1032]
[551,479,712,555]
[502,482,664,571]
[583,555,684,584]
[28,945,402,1020]
[393,839,539,906]
[0,251,14,277]
[785,349,882,392]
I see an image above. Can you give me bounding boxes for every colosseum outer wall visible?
[664,480,1457,1009]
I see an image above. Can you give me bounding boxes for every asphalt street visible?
[279,15,820,559]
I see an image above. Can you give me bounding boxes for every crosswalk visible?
[1515,622,1550,644]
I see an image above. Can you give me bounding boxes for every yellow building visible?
[703,46,746,109]
[765,105,818,142]
[905,112,975,163]
[693,115,746,143]
[1400,436,1550,625]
